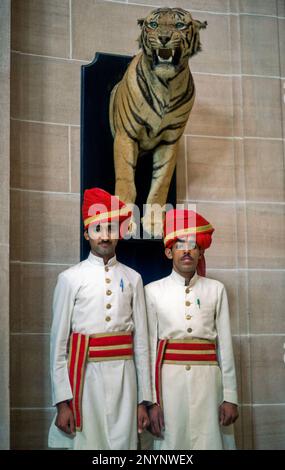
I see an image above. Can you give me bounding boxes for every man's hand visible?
[55,401,75,435]
[149,404,165,437]
[219,401,239,426]
[137,404,150,434]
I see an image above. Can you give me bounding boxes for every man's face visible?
[165,235,202,275]
[84,222,119,259]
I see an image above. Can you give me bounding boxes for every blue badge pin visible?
[120,278,124,292]
[197,298,201,309]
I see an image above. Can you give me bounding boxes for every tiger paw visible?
[127,218,138,238]
[141,208,164,238]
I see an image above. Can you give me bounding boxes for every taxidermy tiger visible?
[109,7,207,236]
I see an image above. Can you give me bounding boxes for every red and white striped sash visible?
[68,331,133,431]
[155,338,218,409]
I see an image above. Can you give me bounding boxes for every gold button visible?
[187,327,192,333]
[185,365,191,371]
[186,315,192,320]
[105,266,109,272]
[106,290,112,296]
[106,304,112,309]
[185,301,191,307]
[185,288,190,294]
[105,316,111,322]
[105,278,111,283]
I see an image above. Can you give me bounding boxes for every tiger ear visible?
[137,18,145,49]
[189,19,207,58]
[137,18,145,28]
[194,20,208,30]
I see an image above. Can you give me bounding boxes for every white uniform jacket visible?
[48,252,152,450]
[145,270,238,450]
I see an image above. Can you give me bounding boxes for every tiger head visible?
[138,7,207,78]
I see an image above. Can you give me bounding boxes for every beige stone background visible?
[0,0,284,449]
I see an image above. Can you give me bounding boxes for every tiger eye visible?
[176,22,186,29]
[149,21,158,29]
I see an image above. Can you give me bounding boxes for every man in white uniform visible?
[48,187,151,450]
[145,209,238,450]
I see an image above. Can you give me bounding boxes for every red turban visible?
[164,209,214,276]
[82,188,132,237]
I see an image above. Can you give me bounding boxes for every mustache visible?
[181,254,194,261]
[99,240,112,245]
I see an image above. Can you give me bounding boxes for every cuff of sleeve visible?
[52,390,73,407]
[138,401,153,407]
[137,390,153,405]
[223,389,238,405]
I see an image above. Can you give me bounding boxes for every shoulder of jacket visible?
[199,275,225,291]
[117,262,142,282]
[145,275,170,292]
[58,260,88,284]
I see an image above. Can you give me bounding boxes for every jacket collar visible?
[170,269,199,287]
[88,251,117,267]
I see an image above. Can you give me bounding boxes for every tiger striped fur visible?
[109,7,207,235]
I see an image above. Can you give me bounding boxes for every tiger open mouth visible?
[152,48,181,66]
